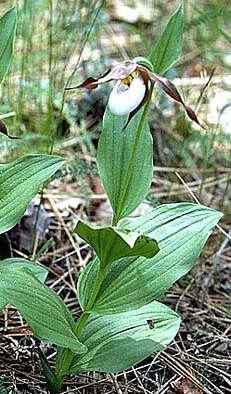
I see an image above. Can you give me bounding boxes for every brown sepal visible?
[185,105,203,128]
[65,61,137,91]
[77,77,100,89]
[155,76,183,104]
[65,69,113,90]
[149,71,202,127]
[65,77,99,90]
[75,68,115,89]
[0,119,19,139]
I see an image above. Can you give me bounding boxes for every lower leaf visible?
[77,203,222,314]
[0,268,87,354]
[70,300,180,373]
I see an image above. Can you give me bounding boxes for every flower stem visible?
[55,264,105,389]
[112,85,154,226]
[55,85,154,393]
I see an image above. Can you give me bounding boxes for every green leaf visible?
[70,301,180,373]
[37,348,60,394]
[77,259,100,311]
[0,7,17,84]
[0,268,87,354]
[149,5,184,74]
[97,108,153,222]
[0,258,48,283]
[75,220,159,268]
[78,203,222,314]
[133,56,154,72]
[0,154,65,234]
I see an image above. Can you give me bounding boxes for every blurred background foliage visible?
[0,0,231,214]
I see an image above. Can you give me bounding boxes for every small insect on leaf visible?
[147,319,155,329]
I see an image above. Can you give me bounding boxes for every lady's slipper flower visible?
[66,59,201,128]
[108,72,146,116]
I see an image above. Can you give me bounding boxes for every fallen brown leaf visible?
[172,378,203,394]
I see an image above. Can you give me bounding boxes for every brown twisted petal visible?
[123,76,150,129]
[73,61,138,90]
[147,70,202,127]
[0,119,19,139]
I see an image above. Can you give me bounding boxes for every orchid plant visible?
[0,5,223,394]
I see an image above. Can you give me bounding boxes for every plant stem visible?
[56,82,154,394]
[112,85,154,226]
[55,265,105,389]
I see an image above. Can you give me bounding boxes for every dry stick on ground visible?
[159,351,217,394]
[152,174,230,202]
[175,277,195,312]
[184,354,231,382]
[48,196,84,265]
[109,373,123,394]
[131,367,151,394]
[48,265,77,295]
[155,374,180,394]
[43,174,230,202]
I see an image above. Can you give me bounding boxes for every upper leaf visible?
[70,300,180,373]
[77,203,222,314]
[0,268,87,354]
[97,108,153,223]
[0,154,65,234]
[0,7,17,84]
[149,5,184,74]
[75,220,159,269]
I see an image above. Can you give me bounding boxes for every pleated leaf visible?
[70,300,180,373]
[97,108,153,223]
[0,268,87,354]
[0,7,17,84]
[75,220,159,269]
[150,5,183,74]
[77,203,222,314]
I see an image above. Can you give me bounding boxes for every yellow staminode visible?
[121,71,136,86]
